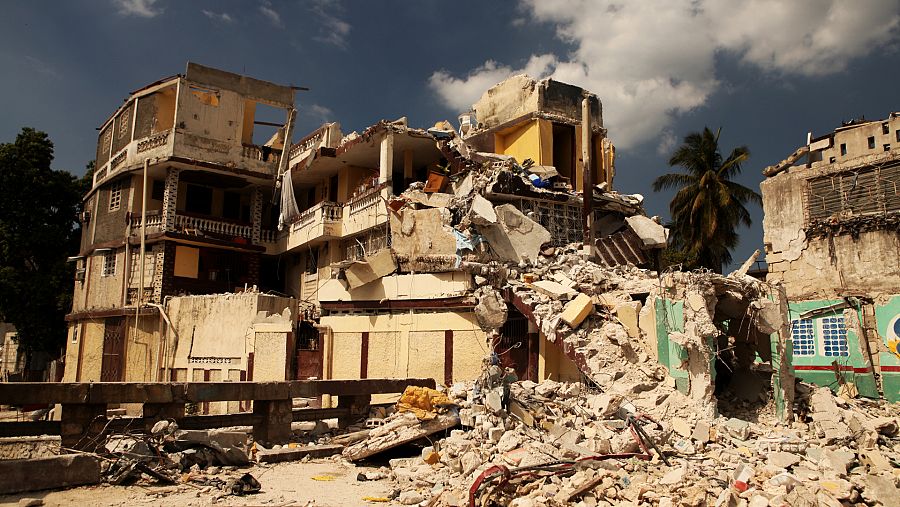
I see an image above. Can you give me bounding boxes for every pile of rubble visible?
[348,374,899,507]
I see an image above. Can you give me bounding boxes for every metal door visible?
[101,317,125,381]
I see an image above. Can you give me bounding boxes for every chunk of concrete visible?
[344,249,398,289]
[615,301,642,339]
[480,204,551,263]
[257,444,343,463]
[469,194,497,225]
[561,293,594,329]
[0,454,101,494]
[625,215,667,248]
[533,280,578,300]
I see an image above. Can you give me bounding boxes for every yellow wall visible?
[321,310,488,387]
[78,321,105,382]
[494,119,552,167]
[124,315,160,382]
[538,333,581,382]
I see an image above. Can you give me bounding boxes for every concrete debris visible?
[481,204,552,264]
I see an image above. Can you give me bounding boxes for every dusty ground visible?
[0,460,395,507]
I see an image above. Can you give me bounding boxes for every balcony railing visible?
[129,211,164,232]
[260,229,278,243]
[241,144,281,165]
[136,129,172,153]
[175,215,252,239]
[284,201,343,251]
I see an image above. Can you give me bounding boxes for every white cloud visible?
[259,1,283,28]
[202,9,234,24]
[429,54,558,112]
[305,103,334,122]
[311,0,351,48]
[657,129,677,157]
[428,0,900,150]
[113,0,163,18]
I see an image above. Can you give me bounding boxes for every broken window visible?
[885,144,891,152]
[108,182,122,212]
[102,251,117,277]
[805,163,900,222]
[840,143,847,156]
[883,123,890,135]
[820,316,849,357]
[791,319,815,356]
[868,136,876,149]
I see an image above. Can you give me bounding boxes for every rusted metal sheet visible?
[595,227,648,267]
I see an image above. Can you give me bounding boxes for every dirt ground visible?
[0,460,397,507]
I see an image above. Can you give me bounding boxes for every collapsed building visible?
[761,113,900,402]
[61,63,794,421]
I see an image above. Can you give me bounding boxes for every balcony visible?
[283,201,343,251]
[128,212,257,245]
[342,184,390,238]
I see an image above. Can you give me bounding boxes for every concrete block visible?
[481,204,551,263]
[0,454,101,494]
[344,249,397,289]
[469,194,497,225]
[615,301,642,339]
[533,280,578,300]
[561,293,593,329]
[625,215,667,248]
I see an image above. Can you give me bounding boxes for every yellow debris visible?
[362,497,390,502]
[396,385,455,420]
[311,475,336,481]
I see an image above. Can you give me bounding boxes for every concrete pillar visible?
[60,403,107,452]
[770,283,795,423]
[162,167,180,231]
[581,97,593,256]
[252,399,292,445]
[379,131,394,193]
[337,394,370,429]
[250,186,263,244]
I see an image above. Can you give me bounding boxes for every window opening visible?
[102,251,117,277]
[819,316,849,357]
[791,318,815,356]
[109,182,122,212]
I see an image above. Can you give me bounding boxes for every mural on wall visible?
[887,313,900,358]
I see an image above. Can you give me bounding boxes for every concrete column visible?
[581,97,593,256]
[252,399,292,445]
[250,186,263,244]
[379,131,394,193]
[770,283,795,423]
[60,403,107,452]
[162,168,180,231]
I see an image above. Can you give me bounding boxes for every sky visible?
[1,0,898,268]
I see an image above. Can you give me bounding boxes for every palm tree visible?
[652,127,761,273]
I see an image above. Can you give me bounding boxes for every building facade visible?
[761,113,900,401]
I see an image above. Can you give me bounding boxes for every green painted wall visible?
[787,299,879,399]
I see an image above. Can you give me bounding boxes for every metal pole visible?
[581,97,593,256]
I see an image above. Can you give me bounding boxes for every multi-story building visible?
[761,113,900,401]
[63,65,668,402]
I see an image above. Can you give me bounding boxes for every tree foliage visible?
[652,127,761,273]
[0,128,84,355]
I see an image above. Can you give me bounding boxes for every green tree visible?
[652,127,761,273]
[0,128,84,356]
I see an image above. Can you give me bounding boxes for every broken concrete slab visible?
[480,204,551,263]
[389,207,458,271]
[0,454,101,494]
[469,194,497,226]
[532,280,578,300]
[343,413,459,461]
[405,190,454,209]
[344,249,398,289]
[625,215,667,248]
[256,444,343,463]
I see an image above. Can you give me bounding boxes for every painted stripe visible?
[444,330,453,387]
[360,332,369,379]
[793,365,871,374]
[880,366,900,373]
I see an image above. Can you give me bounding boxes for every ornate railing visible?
[289,128,325,160]
[241,144,281,165]
[129,212,164,230]
[136,129,171,153]
[110,150,127,170]
[260,229,278,243]
[174,215,251,239]
[349,186,384,215]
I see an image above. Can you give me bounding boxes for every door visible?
[101,317,125,381]
[497,312,538,381]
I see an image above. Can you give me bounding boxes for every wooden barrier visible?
[0,378,434,450]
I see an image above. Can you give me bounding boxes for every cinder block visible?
[561,293,593,329]
[0,454,101,494]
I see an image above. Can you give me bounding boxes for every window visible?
[885,144,892,152]
[820,316,849,357]
[896,130,900,143]
[829,156,836,163]
[102,251,116,277]
[791,319,815,356]
[108,182,122,212]
[806,164,900,222]
[883,123,890,135]
[840,143,847,156]
[868,136,876,149]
